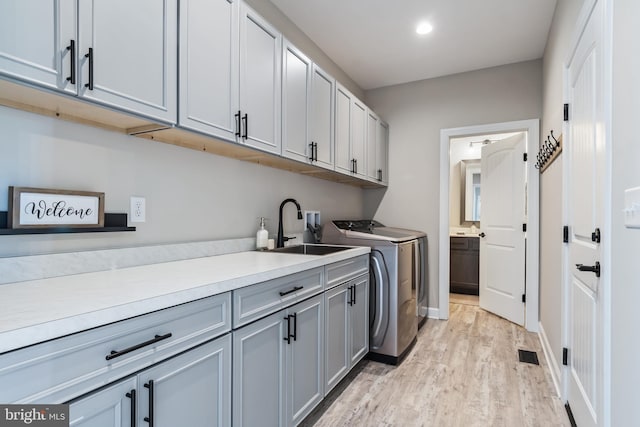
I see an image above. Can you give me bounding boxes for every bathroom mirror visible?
[460,160,481,222]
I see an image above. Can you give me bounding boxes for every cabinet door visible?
[351,97,367,178]
[377,120,389,184]
[239,3,281,154]
[324,282,349,394]
[0,0,76,94]
[350,275,369,365]
[138,335,232,427]
[281,40,311,164]
[366,110,379,181]
[334,84,352,174]
[233,311,286,427]
[310,64,334,170]
[78,0,177,123]
[287,294,324,426]
[69,377,136,427]
[179,0,239,141]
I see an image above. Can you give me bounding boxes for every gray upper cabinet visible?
[335,82,367,178]
[367,111,389,184]
[179,0,281,154]
[0,0,177,123]
[282,42,335,171]
[239,2,282,154]
[282,40,312,164]
[0,0,77,94]
[179,0,239,141]
[77,0,177,123]
[366,110,379,181]
[377,120,389,185]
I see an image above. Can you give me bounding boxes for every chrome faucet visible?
[277,198,303,248]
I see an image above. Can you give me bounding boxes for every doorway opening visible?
[439,119,540,332]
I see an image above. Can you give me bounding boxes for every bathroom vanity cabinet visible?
[450,236,480,295]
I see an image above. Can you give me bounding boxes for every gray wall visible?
[363,60,543,311]
[611,0,640,423]
[539,0,584,381]
[0,106,364,257]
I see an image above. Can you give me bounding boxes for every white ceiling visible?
[270,0,557,90]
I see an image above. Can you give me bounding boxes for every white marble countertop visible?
[0,246,369,354]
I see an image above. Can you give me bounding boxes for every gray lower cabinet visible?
[450,236,480,295]
[233,293,324,427]
[325,274,369,394]
[69,334,232,427]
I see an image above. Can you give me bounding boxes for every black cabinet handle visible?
[292,312,297,341]
[106,333,172,360]
[284,315,291,344]
[84,47,93,90]
[126,389,136,427]
[377,169,382,182]
[351,159,355,173]
[309,142,315,161]
[347,285,353,306]
[144,380,154,426]
[352,284,356,305]
[354,159,358,174]
[279,285,303,297]
[313,142,318,161]
[235,110,241,138]
[242,113,248,140]
[66,40,75,84]
[576,262,601,277]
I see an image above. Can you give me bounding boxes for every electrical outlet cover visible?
[130,196,146,223]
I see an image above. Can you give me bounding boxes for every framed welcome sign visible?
[8,187,105,229]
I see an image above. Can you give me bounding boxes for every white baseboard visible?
[427,307,440,319]
[538,322,562,398]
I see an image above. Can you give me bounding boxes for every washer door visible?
[369,249,390,350]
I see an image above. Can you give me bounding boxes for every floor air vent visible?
[518,349,539,365]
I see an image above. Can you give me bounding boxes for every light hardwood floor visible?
[301,303,569,427]
[449,293,479,306]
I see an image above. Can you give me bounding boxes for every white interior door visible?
[479,133,526,325]
[564,1,605,426]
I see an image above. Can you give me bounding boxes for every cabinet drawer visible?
[450,237,469,250]
[325,255,369,290]
[233,267,324,328]
[0,292,231,404]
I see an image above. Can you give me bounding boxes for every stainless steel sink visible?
[267,244,351,255]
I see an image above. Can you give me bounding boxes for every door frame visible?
[438,119,540,332]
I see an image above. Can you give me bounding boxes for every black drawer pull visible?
[126,389,136,427]
[144,380,154,426]
[84,47,93,90]
[66,40,75,84]
[279,285,303,297]
[284,315,291,344]
[106,333,172,360]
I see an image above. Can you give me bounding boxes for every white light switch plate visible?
[624,187,640,228]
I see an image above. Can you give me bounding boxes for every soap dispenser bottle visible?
[256,217,268,250]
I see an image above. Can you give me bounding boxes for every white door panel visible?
[479,133,526,326]
[564,1,604,426]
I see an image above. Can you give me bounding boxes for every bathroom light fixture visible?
[416,22,433,35]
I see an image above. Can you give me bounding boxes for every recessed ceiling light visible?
[416,22,433,35]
